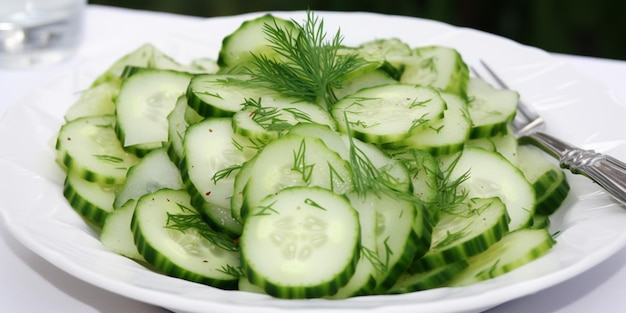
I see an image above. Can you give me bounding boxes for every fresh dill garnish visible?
[361,246,387,273]
[241,97,314,132]
[166,203,238,252]
[93,154,123,163]
[292,139,314,183]
[247,10,364,108]
[304,197,327,210]
[217,264,244,278]
[432,225,470,250]
[211,164,242,184]
[436,153,471,213]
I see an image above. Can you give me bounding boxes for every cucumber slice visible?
[467,132,519,165]
[91,43,192,87]
[55,115,140,185]
[440,146,536,231]
[466,77,519,138]
[217,14,297,69]
[241,186,360,299]
[232,95,335,143]
[64,80,120,121]
[333,68,399,101]
[400,45,470,98]
[516,145,570,215]
[113,147,183,209]
[131,188,240,289]
[409,197,509,273]
[239,133,353,219]
[389,92,470,156]
[446,228,555,286]
[355,38,413,77]
[101,199,144,261]
[186,74,273,117]
[115,68,192,156]
[181,118,258,236]
[63,173,117,228]
[289,122,413,194]
[332,84,446,144]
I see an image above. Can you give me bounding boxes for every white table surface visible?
[1,5,625,313]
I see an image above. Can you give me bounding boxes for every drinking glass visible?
[0,0,86,69]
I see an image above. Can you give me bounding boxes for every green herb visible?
[304,198,327,210]
[292,139,314,183]
[437,154,470,213]
[247,10,363,108]
[93,154,123,163]
[166,203,238,252]
[211,164,242,184]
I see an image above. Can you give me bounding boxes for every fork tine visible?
[476,60,545,136]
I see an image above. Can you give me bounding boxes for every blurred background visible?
[88,0,625,60]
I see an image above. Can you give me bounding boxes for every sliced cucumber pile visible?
[54,12,570,299]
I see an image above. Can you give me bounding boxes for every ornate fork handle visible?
[521,132,626,204]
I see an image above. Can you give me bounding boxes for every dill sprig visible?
[166,203,238,252]
[247,11,363,108]
[436,154,471,213]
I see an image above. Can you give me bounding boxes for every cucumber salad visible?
[54,11,570,299]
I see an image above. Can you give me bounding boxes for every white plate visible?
[1,11,626,313]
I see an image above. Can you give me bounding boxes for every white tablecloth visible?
[1,5,625,313]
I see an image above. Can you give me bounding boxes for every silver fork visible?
[476,60,626,205]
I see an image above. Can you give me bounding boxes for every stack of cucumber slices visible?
[54,12,570,299]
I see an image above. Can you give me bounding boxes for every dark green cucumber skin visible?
[390,260,468,294]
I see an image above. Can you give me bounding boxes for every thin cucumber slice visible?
[64,80,120,121]
[355,38,413,77]
[91,43,192,87]
[131,188,240,289]
[240,133,354,219]
[400,45,470,98]
[113,147,183,209]
[181,118,259,236]
[467,132,519,165]
[409,197,509,273]
[115,68,192,156]
[440,146,536,231]
[186,74,274,117]
[332,84,446,144]
[389,92,470,156]
[390,260,468,293]
[55,115,139,185]
[333,68,399,101]
[217,14,297,69]
[289,122,412,193]
[466,77,519,138]
[517,145,570,215]
[241,186,360,299]
[446,228,555,286]
[232,96,335,143]
[101,199,144,261]
[63,173,117,228]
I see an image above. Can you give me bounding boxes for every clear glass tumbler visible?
[0,0,86,69]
